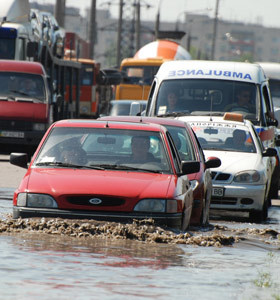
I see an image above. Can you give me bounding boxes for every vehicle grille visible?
[66,196,125,206]
[211,171,231,181]
[211,197,237,205]
[0,120,33,131]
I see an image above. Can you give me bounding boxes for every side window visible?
[166,132,181,174]
[18,38,26,60]
[191,127,206,163]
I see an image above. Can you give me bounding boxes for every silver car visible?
[190,114,277,223]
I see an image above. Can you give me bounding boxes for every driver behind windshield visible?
[225,87,255,113]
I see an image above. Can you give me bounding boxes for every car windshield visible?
[122,65,160,85]
[0,38,15,59]
[0,72,46,101]
[191,122,256,153]
[155,79,258,122]
[34,127,172,173]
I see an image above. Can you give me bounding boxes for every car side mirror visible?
[181,161,200,175]
[267,119,278,127]
[10,153,28,169]
[205,156,221,169]
[262,147,277,157]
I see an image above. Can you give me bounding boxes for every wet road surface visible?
[0,155,279,299]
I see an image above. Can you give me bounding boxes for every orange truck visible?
[115,40,192,100]
[115,57,168,100]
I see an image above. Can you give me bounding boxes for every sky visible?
[32,0,280,29]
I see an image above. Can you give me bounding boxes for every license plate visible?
[0,131,25,138]
[212,187,224,197]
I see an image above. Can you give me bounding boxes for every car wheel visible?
[249,199,268,223]
[181,205,192,231]
[200,193,210,226]
[268,183,278,205]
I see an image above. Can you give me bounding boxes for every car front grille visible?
[211,171,231,181]
[211,197,237,205]
[0,120,33,131]
[66,195,125,207]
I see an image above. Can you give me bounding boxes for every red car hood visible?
[0,102,48,121]
[26,168,174,199]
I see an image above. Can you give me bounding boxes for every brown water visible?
[0,198,279,300]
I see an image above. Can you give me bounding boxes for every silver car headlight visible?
[17,193,58,208]
[134,199,178,213]
[233,170,261,183]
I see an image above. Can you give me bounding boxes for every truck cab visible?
[115,57,169,100]
[0,60,51,155]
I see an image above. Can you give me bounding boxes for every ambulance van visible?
[145,60,280,197]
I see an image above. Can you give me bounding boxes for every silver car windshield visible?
[155,79,258,121]
[191,123,256,153]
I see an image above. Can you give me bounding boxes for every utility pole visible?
[89,0,96,59]
[211,0,220,60]
[135,0,141,51]
[54,0,65,27]
[117,0,124,67]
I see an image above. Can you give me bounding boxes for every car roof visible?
[156,60,266,84]
[187,116,253,131]
[99,115,190,128]
[52,119,167,133]
[0,60,45,75]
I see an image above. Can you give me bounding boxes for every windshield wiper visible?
[157,111,190,118]
[91,164,163,173]
[35,161,105,170]
[9,90,43,103]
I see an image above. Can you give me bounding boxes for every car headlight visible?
[33,123,48,131]
[17,193,58,208]
[189,180,199,191]
[134,199,178,213]
[233,170,261,183]
[134,199,165,212]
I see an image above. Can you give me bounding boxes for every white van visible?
[146,60,278,146]
[145,60,280,198]
[257,62,280,126]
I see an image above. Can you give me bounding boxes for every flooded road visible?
[0,155,279,299]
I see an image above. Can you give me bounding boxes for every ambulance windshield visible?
[155,79,258,121]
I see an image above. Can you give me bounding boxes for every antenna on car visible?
[209,93,213,121]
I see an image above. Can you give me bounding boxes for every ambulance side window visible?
[146,81,156,115]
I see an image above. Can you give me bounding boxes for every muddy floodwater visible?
[0,195,279,300]
[0,155,279,299]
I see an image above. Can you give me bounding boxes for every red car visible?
[10,119,201,231]
[99,116,221,226]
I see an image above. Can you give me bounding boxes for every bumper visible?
[0,131,44,147]
[210,184,266,211]
[13,207,182,229]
